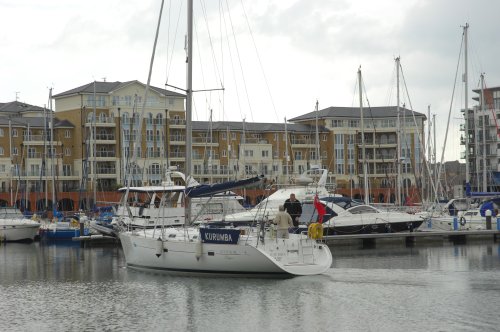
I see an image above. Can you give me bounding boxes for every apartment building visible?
[0,80,432,210]
[468,85,500,192]
[0,101,74,210]
[290,106,427,203]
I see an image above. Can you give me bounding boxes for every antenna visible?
[15,92,20,101]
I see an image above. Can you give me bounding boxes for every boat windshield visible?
[347,205,379,214]
[0,208,24,218]
[298,202,336,224]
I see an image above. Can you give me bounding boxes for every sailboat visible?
[118,0,332,276]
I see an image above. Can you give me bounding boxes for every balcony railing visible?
[193,137,219,144]
[169,151,186,158]
[96,167,116,174]
[95,133,116,140]
[169,119,186,126]
[95,151,116,158]
[170,135,186,142]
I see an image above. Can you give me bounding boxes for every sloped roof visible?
[0,116,75,128]
[192,120,328,133]
[289,106,427,122]
[0,101,46,115]
[53,80,185,98]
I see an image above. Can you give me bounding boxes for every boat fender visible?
[308,223,323,240]
[155,238,163,257]
[459,217,466,226]
[195,240,202,261]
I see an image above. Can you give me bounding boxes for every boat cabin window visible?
[195,203,223,215]
[348,205,379,214]
[299,203,336,224]
[464,211,478,217]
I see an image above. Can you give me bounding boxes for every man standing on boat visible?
[273,205,293,239]
[284,193,302,233]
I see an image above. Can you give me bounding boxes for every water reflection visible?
[1,242,500,331]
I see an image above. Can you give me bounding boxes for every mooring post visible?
[486,209,492,230]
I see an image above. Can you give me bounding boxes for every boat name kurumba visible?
[200,228,240,244]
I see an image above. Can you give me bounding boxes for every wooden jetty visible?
[72,234,119,246]
[322,229,500,248]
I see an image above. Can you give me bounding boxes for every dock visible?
[322,229,500,248]
[72,234,119,246]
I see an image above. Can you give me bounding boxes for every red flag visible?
[314,194,326,224]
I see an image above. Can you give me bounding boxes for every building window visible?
[222,132,227,140]
[244,150,253,157]
[65,148,71,156]
[349,120,359,128]
[294,151,302,160]
[150,163,161,175]
[322,134,327,141]
[245,165,253,174]
[28,147,36,158]
[0,129,4,137]
[13,147,18,155]
[231,132,236,140]
[222,150,227,157]
[274,133,279,141]
[331,119,344,127]
[12,129,18,137]
[0,147,4,155]
[156,113,163,125]
[65,130,71,138]
[63,164,71,176]
[262,150,269,158]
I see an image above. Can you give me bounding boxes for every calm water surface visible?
[1,240,500,332]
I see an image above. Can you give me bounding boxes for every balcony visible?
[23,135,61,147]
[95,150,116,158]
[170,135,186,144]
[86,116,116,127]
[290,138,315,147]
[169,151,186,159]
[169,119,186,127]
[193,136,219,145]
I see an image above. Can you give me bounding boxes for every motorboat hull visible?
[319,219,425,235]
[0,223,40,242]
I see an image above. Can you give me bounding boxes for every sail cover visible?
[185,175,263,198]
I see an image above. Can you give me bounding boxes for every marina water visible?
[1,241,500,331]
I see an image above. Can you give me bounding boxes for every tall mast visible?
[464,23,470,189]
[185,0,193,224]
[358,67,369,204]
[315,100,320,167]
[433,114,437,196]
[396,57,402,206]
[209,109,213,183]
[285,117,289,179]
[226,126,231,181]
[481,73,487,192]
[8,117,12,206]
[92,81,97,208]
[427,105,431,202]
[50,88,56,208]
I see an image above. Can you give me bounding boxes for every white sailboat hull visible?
[119,229,332,276]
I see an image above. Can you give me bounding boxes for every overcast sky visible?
[2,0,499,162]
